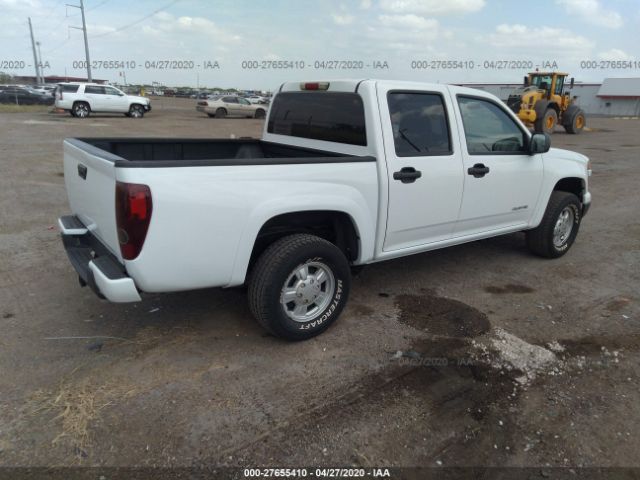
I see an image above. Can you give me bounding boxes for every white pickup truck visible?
[59,79,592,340]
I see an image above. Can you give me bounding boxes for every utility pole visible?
[28,18,42,84]
[67,0,92,82]
[36,42,44,83]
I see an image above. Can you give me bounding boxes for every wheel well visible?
[554,177,585,202]
[547,102,560,114]
[249,211,360,268]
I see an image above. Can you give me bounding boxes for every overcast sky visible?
[1,0,639,90]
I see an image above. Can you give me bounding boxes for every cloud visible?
[597,48,632,61]
[141,12,241,43]
[378,14,439,30]
[360,0,372,8]
[556,0,623,28]
[379,0,485,15]
[332,13,355,25]
[488,24,594,52]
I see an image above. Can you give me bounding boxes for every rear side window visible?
[267,92,366,146]
[59,84,79,93]
[85,85,105,94]
[387,92,452,157]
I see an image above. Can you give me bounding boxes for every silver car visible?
[196,95,267,119]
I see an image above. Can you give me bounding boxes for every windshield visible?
[530,75,553,90]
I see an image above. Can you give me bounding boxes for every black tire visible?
[254,109,266,119]
[526,191,582,258]
[129,104,145,118]
[69,110,76,117]
[564,109,585,134]
[72,102,90,118]
[207,113,215,118]
[215,108,227,118]
[248,234,351,341]
[535,108,557,134]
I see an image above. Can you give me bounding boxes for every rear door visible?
[378,84,465,251]
[452,94,544,236]
[83,85,107,111]
[222,96,240,115]
[63,140,121,258]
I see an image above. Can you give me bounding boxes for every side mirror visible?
[570,77,575,89]
[523,76,528,86]
[529,133,551,155]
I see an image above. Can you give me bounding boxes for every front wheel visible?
[248,234,351,340]
[535,108,557,134]
[526,191,582,258]
[129,104,145,118]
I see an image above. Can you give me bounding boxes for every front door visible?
[103,86,129,112]
[378,84,465,251]
[452,94,544,236]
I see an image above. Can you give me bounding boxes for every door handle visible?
[393,167,422,184]
[467,163,490,178]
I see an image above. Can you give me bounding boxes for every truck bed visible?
[68,138,373,168]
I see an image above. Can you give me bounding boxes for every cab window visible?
[554,76,565,95]
[104,86,122,96]
[457,96,526,154]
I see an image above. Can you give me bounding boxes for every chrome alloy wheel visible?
[74,103,89,118]
[553,206,574,248]
[280,261,335,323]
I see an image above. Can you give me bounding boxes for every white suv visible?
[55,83,152,118]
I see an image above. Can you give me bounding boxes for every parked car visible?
[59,79,591,341]
[196,95,267,118]
[247,95,269,104]
[54,83,151,118]
[0,86,54,105]
[30,85,56,96]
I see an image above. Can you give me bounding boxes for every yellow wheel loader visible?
[507,72,586,134]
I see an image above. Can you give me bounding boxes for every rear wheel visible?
[564,109,585,134]
[526,191,582,258]
[248,234,351,341]
[72,102,90,118]
[254,109,266,119]
[207,113,215,118]
[129,104,145,118]
[215,108,227,118]
[535,108,557,134]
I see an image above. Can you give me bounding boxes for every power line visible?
[90,0,181,38]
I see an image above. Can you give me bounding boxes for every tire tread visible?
[248,234,340,338]
[527,191,580,258]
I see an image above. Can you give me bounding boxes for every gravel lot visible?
[0,98,638,470]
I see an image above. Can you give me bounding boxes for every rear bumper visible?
[59,215,141,303]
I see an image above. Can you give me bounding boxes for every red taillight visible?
[300,82,330,91]
[115,182,152,260]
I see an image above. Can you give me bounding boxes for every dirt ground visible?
[0,97,638,472]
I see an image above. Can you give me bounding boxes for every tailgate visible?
[63,139,122,259]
